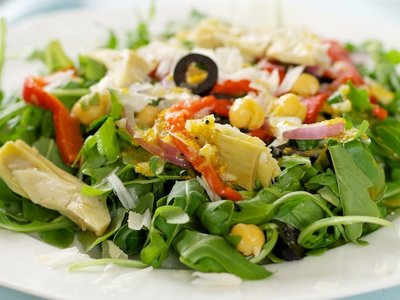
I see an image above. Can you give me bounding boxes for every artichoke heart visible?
[0,140,111,236]
[186,115,280,190]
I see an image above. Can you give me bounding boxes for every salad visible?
[0,9,399,282]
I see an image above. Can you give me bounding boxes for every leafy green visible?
[329,144,380,242]
[274,196,324,231]
[370,119,400,160]
[298,216,391,249]
[37,40,75,72]
[79,55,107,81]
[140,179,206,267]
[343,140,385,201]
[79,208,126,251]
[346,82,372,113]
[385,49,400,64]
[126,0,155,49]
[250,223,279,264]
[0,213,75,233]
[33,136,72,172]
[94,117,120,163]
[39,229,75,248]
[0,18,5,90]
[104,30,118,49]
[110,89,124,120]
[113,224,146,255]
[175,230,271,280]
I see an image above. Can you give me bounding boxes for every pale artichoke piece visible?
[0,140,111,236]
[265,27,329,67]
[189,18,269,59]
[186,115,280,190]
[87,49,152,88]
[72,49,152,125]
[213,133,263,190]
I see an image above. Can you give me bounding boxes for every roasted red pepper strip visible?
[212,79,257,97]
[164,96,242,201]
[372,104,388,120]
[301,91,332,124]
[248,121,273,142]
[211,99,232,117]
[22,76,83,165]
[325,40,364,88]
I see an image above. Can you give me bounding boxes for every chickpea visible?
[230,223,265,257]
[229,96,265,130]
[136,105,161,127]
[369,82,394,105]
[271,93,307,122]
[291,73,320,97]
[72,92,110,125]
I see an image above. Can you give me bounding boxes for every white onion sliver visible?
[107,173,138,210]
[277,65,305,95]
[128,209,152,230]
[191,271,242,287]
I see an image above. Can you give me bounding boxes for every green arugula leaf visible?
[104,30,118,49]
[346,82,372,113]
[94,117,120,163]
[0,18,5,89]
[44,40,74,72]
[79,208,126,251]
[79,55,107,81]
[140,179,206,267]
[175,230,271,280]
[329,144,380,242]
[385,49,400,65]
[39,229,75,248]
[343,140,385,201]
[33,136,72,172]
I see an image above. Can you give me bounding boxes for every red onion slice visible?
[134,134,191,169]
[283,118,345,140]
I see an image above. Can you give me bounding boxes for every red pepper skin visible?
[248,121,273,142]
[212,79,257,97]
[211,99,232,117]
[301,91,332,124]
[325,40,364,88]
[372,104,388,120]
[22,77,83,165]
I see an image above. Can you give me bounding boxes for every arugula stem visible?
[0,214,75,233]
[69,258,147,271]
[298,216,392,248]
[0,18,5,87]
[50,88,90,97]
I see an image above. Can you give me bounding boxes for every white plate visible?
[2,1,400,299]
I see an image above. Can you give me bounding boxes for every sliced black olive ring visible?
[173,53,218,96]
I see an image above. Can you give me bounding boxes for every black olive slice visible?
[173,53,218,96]
[272,220,305,261]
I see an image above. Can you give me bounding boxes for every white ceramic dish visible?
[1,1,400,299]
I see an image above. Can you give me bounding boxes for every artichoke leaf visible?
[186,116,280,190]
[0,140,111,236]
